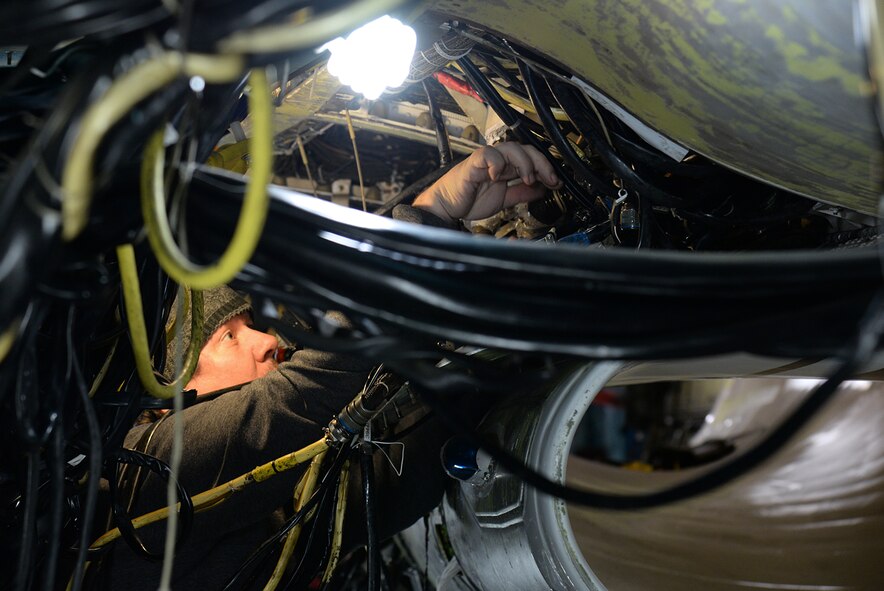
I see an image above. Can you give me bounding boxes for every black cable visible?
[107,449,195,560]
[518,59,618,202]
[14,452,39,591]
[220,441,353,591]
[70,324,103,591]
[43,407,67,591]
[42,306,75,591]
[281,458,345,590]
[455,56,596,209]
[361,443,380,591]
[422,78,452,168]
[192,170,883,361]
[549,80,697,209]
[12,301,52,591]
[474,51,526,97]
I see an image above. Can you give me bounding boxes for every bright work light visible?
[320,15,417,100]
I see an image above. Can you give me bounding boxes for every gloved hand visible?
[412,142,562,223]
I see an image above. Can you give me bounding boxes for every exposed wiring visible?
[518,58,618,202]
[455,55,598,210]
[192,173,882,362]
[141,68,272,289]
[60,51,245,241]
[223,441,353,591]
[116,244,203,399]
[264,450,327,591]
[344,108,368,211]
[88,438,329,551]
[320,459,351,585]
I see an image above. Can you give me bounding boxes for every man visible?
[107,143,560,589]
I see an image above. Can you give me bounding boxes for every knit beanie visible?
[162,285,252,381]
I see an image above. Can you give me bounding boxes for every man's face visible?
[185,313,279,394]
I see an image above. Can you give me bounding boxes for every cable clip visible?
[363,422,405,477]
[615,187,629,205]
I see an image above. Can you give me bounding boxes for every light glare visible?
[321,15,417,100]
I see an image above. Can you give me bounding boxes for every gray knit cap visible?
[162,286,252,381]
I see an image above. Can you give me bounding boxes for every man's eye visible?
[221,331,234,341]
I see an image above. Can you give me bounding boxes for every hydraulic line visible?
[117,244,203,399]
[518,59,618,202]
[472,53,570,122]
[422,78,453,167]
[455,55,597,209]
[140,68,272,290]
[549,80,696,209]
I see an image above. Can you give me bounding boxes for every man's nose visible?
[246,327,277,361]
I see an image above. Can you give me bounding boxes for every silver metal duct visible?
[399,357,884,590]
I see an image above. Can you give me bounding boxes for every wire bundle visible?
[189,169,883,361]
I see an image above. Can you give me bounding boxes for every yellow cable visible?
[218,0,407,55]
[89,438,329,551]
[264,451,327,591]
[140,68,272,290]
[296,135,318,197]
[0,320,17,364]
[344,108,367,211]
[116,244,203,399]
[320,460,350,584]
[61,51,244,241]
[87,338,118,398]
[492,80,570,122]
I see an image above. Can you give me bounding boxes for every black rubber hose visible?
[13,453,39,591]
[422,78,452,167]
[108,449,195,560]
[456,55,596,209]
[474,51,527,97]
[518,59,618,202]
[361,444,380,591]
[549,80,696,208]
[69,338,103,591]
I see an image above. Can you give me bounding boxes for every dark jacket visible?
[107,206,452,590]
